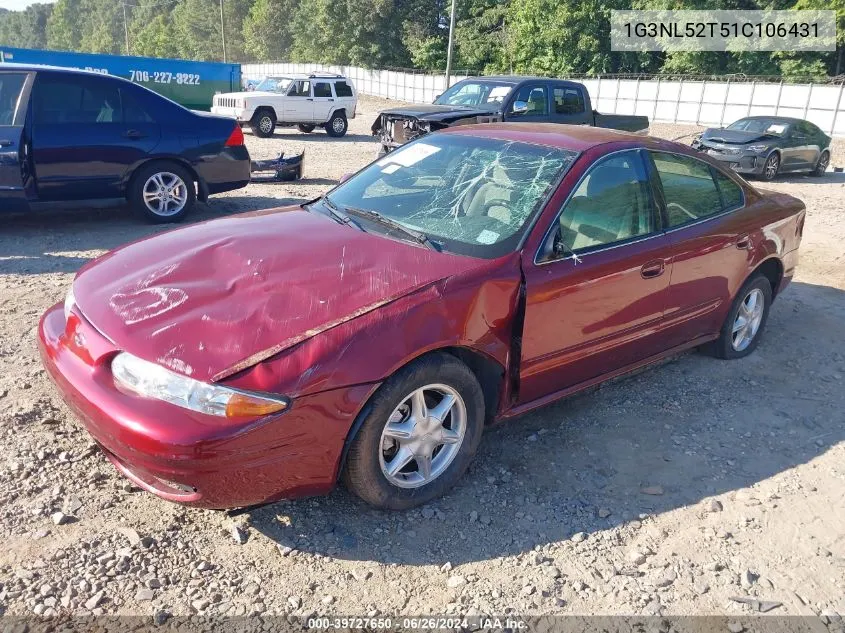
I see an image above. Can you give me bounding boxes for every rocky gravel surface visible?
[0,95,843,625]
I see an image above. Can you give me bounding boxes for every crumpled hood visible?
[700,128,778,145]
[377,104,501,122]
[72,208,481,383]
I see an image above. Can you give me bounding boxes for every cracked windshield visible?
[434,81,514,107]
[328,135,577,256]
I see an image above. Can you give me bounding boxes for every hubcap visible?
[142,172,188,216]
[378,384,467,489]
[765,155,778,178]
[731,288,765,351]
[260,116,273,133]
[332,117,345,133]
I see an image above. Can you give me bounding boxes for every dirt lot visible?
[1,95,844,623]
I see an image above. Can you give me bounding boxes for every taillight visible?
[225,125,244,147]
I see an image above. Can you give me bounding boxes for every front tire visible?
[250,109,276,138]
[129,162,195,224]
[761,152,780,181]
[810,150,830,176]
[342,353,485,509]
[706,274,772,359]
[325,111,348,137]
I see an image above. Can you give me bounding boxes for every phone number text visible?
[129,70,201,85]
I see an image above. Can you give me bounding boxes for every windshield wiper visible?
[313,196,365,232]
[341,206,441,251]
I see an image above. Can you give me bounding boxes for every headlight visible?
[64,285,76,321]
[747,144,770,153]
[112,352,289,419]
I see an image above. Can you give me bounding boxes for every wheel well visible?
[330,108,346,119]
[753,257,784,299]
[127,158,202,201]
[253,106,276,121]
[440,347,505,425]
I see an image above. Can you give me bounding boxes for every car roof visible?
[454,75,583,86]
[441,122,680,153]
[265,73,347,80]
[734,115,803,125]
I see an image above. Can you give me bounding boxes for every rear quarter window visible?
[334,81,353,97]
[713,170,744,210]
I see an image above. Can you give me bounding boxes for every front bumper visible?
[38,303,369,509]
[691,142,767,175]
[210,105,251,122]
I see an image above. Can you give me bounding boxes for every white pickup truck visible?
[211,73,358,138]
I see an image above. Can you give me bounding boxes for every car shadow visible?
[769,171,845,184]
[249,131,376,144]
[0,195,308,276]
[249,280,845,566]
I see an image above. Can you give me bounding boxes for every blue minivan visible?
[1,64,250,223]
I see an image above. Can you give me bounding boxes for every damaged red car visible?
[39,124,805,510]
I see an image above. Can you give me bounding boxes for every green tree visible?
[78,0,126,54]
[243,0,298,61]
[46,0,83,51]
[0,3,53,49]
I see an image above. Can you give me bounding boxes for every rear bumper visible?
[38,303,370,509]
[196,145,251,195]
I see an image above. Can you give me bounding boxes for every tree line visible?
[0,0,842,79]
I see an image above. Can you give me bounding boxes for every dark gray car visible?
[691,116,832,181]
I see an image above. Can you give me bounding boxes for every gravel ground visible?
[1,95,844,624]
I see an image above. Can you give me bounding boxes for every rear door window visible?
[650,152,725,227]
[0,73,27,125]
[34,74,123,124]
[121,88,154,123]
[334,81,353,97]
[314,82,332,98]
[553,86,585,114]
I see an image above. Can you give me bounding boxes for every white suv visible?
[211,73,358,138]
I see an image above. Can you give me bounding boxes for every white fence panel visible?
[241,63,845,136]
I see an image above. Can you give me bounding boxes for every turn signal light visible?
[225,125,245,147]
[225,393,289,418]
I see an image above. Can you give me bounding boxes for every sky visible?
[0,0,56,10]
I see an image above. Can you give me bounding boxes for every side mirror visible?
[433,94,441,102]
[339,173,352,184]
[511,100,528,115]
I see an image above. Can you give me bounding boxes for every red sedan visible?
[39,124,805,510]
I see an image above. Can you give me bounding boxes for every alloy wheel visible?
[378,384,467,489]
[731,288,765,351]
[332,117,346,134]
[142,172,189,217]
[259,116,273,134]
[764,154,779,179]
[817,152,830,173]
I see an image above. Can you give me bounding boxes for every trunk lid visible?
[72,208,481,383]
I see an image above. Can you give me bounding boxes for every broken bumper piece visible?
[250,150,305,181]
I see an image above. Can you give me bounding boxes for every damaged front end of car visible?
[372,114,437,154]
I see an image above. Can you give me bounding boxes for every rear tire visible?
[342,353,484,510]
[250,109,276,138]
[810,150,830,177]
[705,274,772,360]
[129,161,195,224]
[297,124,316,133]
[325,111,348,138]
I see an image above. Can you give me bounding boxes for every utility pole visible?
[445,0,457,90]
[122,1,130,55]
[219,0,227,62]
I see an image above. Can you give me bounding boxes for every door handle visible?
[306,98,314,101]
[0,139,13,148]
[735,234,751,250]
[328,98,334,102]
[640,260,665,279]
[123,130,146,140]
